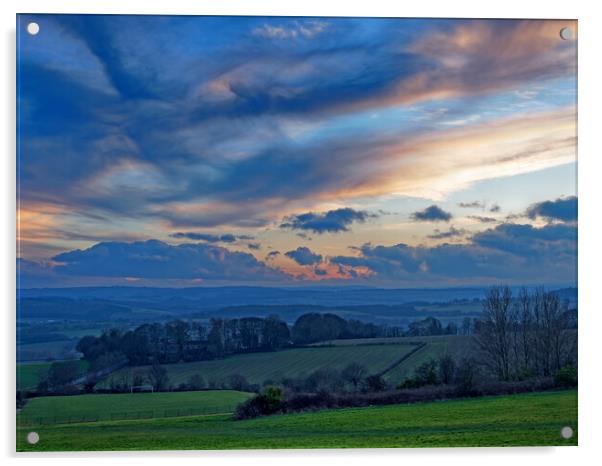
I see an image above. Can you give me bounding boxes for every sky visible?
[17,15,577,288]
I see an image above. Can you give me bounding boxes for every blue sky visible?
[17,15,577,288]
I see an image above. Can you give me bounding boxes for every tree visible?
[305,368,344,392]
[188,374,206,390]
[514,287,534,374]
[45,360,81,389]
[262,315,290,350]
[474,286,513,380]
[291,313,348,344]
[148,363,169,391]
[461,317,473,335]
[438,354,456,385]
[341,363,367,389]
[454,357,478,394]
[414,359,438,385]
[406,317,443,337]
[364,374,387,392]
[207,318,225,356]
[228,374,250,391]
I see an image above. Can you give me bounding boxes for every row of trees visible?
[76,313,404,368]
[77,315,291,367]
[474,286,577,380]
[291,313,391,343]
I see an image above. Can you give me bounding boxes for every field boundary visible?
[375,342,427,378]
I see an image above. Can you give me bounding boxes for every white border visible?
[2,1,601,465]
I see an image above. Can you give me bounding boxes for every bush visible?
[555,365,578,388]
[396,358,440,389]
[364,374,387,392]
[234,386,283,420]
[228,374,250,391]
[438,354,456,384]
[454,357,479,395]
[188,374,206,390]
[305,368,344,392]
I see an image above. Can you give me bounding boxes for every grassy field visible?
[17,390,253,426]
[17,390,577,451]
[17,360,89,391]
[102,343,417,388]
[313,335,473,384]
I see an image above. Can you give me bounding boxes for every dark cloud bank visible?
[411,205,452,222]
[285,246,323,266]
[331,221,576,285]
[281,208,377,234]
[526,196,577,222]
[51,240,282,281]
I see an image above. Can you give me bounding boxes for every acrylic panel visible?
[16,14,578,451]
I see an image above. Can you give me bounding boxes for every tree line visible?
[76,313,410,369]
[474,286,577,380]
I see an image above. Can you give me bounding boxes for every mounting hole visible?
[26,431,39,445]
[26,22,40,35]
[559,27,573,40]
[560,426,574,439]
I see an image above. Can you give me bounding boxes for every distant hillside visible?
[17,285,576,322]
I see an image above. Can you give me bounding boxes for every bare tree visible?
[341,363,367,389]
[474,286,513,380]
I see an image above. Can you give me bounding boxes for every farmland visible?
[312,335,473,384]
[101,343,419,388]
[17,390,577,451]
[17,390,253,426]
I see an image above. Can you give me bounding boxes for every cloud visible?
[169,232,256,244]
[284,246,323,265]
[51,240,283,281]
[427,226,467,240]
[247,242,261,250]
[281,208,377,234]
[471,222,576,258]
[458,201,484,208]
[411,205,452,222]
[331,221,576,285]
[489,204,501,213]
[17,16,576,268]
[467,215,498,223]
[526,196,577,222]
[252,20,327,39]
[265,251,280,260]
[171,232,234,243]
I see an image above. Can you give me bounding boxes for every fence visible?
[17,404,239,426]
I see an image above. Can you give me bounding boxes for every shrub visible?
[188,374,206,390]
[305,368,344,392]
[341,363,367,389]
[228,374,250,391]
[454,357,479,395]
[414,359,438,385]
[555,365,578,388]
[364,374,387,392]
[234,386,283,420]
[438,354,456,384]
[396,358,440,389]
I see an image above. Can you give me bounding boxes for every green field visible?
[17,390,577,451]
[313,335,472,384]
[17,390,253,426]
[17,360,89,391]
[102,343,417,388]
